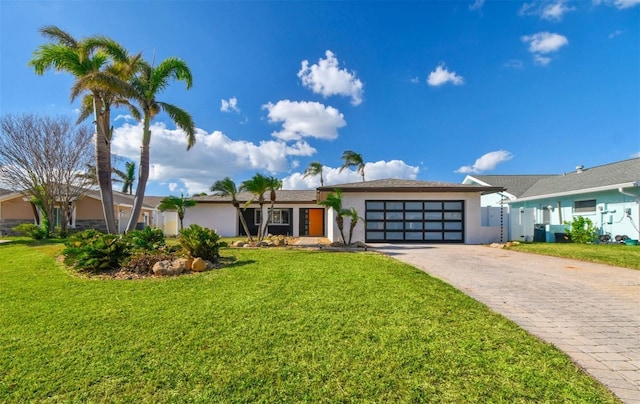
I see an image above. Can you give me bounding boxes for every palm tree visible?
[157,194,196,231]
[262,176,283,239]
[340,150,365,182]
[30,26,136,234]
[303,161,324,186]
[318,189,347,244]
[210,177,253,242]
[342,207,363,245]
[124,57,196,232]
[113,162,135,194]
[240,173,270,242]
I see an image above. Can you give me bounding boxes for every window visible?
[574,199,596,213]
[255,209,290,225]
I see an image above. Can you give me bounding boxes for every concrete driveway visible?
[371,244,640,403]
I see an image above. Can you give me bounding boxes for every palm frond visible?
[159,102,196,149]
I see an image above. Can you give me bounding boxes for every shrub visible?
[125,226,166,252]
[178,224,221,262]
[62,230,130,272]
[12,223,47,240]
[564,216,598,244]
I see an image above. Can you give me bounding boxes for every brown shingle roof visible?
[318,178,504,194]
[193,190,318,204]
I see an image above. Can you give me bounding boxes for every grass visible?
[507,242,640,270]
[0,241,619,403]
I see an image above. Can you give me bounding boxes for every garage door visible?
[365,200,464,243]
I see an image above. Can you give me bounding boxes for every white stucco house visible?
[463,158,640,242]
[169,179,505,244]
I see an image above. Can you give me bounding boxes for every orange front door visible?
[308,208,324,236]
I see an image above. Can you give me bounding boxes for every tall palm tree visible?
[30,26,135,234]
[318,189,347,244]
[240,173,270,242]
[303,161,324,186]
[157,194,196,231]
[113,162,136,194]
[262,176,283,239]
[210,177,253,242]
[124,57,196,232]
[340,150,365,182]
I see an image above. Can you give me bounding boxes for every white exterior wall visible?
[333,191,497,245]
[183,204,237,237]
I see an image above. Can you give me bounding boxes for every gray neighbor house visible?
[463,158,640,242]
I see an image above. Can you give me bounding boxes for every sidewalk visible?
[372,244,640,403]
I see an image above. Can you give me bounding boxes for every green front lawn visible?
[1,241,618,402]
[507,242,640,270]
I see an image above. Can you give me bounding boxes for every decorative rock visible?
[175,257,192,270]
[232,240,246,247]
[353,241,368,249]
[192,257,207,272]
[152,260,185,276]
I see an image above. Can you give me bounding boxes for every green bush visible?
[12,223,47,239]
[564,216,598,244]
[62,230,130,272]
[178,224,221,262]
[125,226,166,252]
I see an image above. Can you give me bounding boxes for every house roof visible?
[0,188,14,198]
[464,175,556,198]
[318,178,505,194]
[193,190,318,204]
[142,196,166,208]
[469,158,640,200]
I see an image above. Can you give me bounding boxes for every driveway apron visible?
[372,244,640,403]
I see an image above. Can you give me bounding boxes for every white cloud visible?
[455,150,513,174]
[533,54,552,66]
[594,0,640,9]
[282,160,420,190]
[427,64,464,87]
[264,100,346,141]
[502,59,524,69]
[522,32,569,53]
[168,183,178,192]
[220,97,240,113]
[521,32,568,65]
[111,122,317,195]
[608,30,624,39]
[631,151,640,158]
[298,50,364,105]
[410,77,420,84]
[469,0,485,11]
[520,1,575,21]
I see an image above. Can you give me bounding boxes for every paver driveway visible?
[372,244,640,404]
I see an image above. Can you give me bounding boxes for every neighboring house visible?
[463,158,640,242]
[0,189,158,235]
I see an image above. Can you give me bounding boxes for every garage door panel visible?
[365,200,464,243]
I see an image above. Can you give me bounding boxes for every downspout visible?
[556,201,562,224]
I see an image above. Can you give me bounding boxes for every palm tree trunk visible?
[336,215,346,244]
[126,119,151,232]
[93,97,117,234]
[235,205,253,242]
[262,201,275,240]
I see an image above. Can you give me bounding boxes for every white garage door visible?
[365,200,465,243]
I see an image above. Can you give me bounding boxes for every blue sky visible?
[1,0,638,196]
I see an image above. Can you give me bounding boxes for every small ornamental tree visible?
[564,216,598,244]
